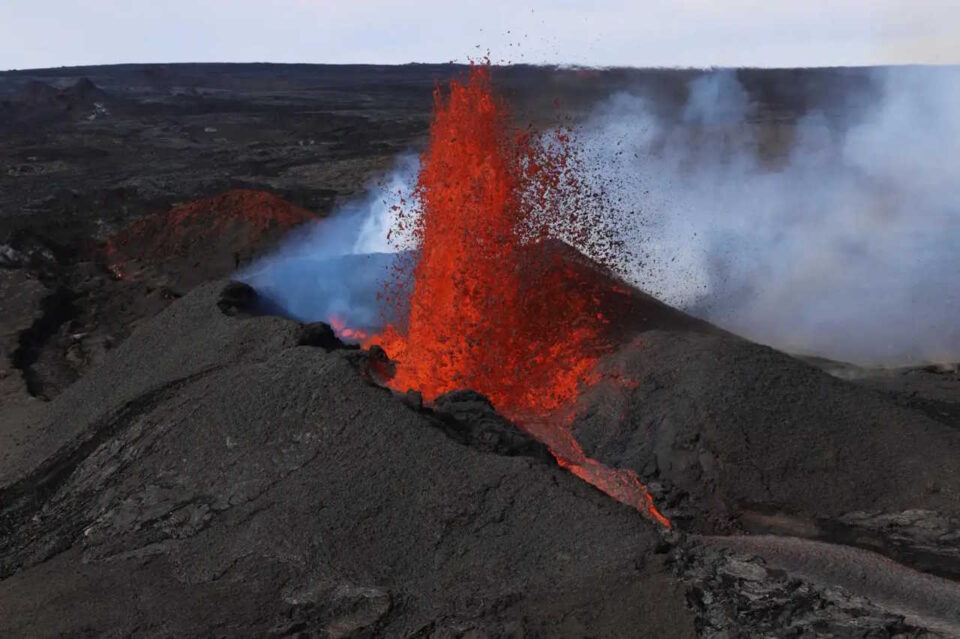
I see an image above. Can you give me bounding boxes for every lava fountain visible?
[370,63,669,528]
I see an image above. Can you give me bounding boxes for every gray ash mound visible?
[12,80,61,105]
[0,281,695,637]
[480,240,960,582]
[1,268,958,636]
[2,279,956,635]
[4,78,110,122]
[572,327,960,578]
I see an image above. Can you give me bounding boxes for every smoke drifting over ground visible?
[242,67,959,365]
[577,66,960,365]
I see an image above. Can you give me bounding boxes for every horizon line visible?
[4,60,958,74]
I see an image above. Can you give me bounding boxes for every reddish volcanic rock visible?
[106,189,316,263]
[104,189,317,287]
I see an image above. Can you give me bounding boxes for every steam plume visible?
[236,154,418,331]
[576,67,960,365]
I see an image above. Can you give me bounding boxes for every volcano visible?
[1,274,958,636]
[2,62,960,637]
[363,64,697,526]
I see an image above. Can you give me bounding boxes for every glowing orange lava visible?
[373,63,600,417]
[525,418,672,528]
[329,316,369,342]
[370,63,669,527]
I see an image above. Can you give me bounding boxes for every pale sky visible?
[2,0,959,71]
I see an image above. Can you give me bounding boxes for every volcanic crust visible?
[0,282,696,637]
[2,63,959,637]
[1,280,957,636]
[574,331,960,527]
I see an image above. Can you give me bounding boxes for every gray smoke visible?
[576,67,960,365]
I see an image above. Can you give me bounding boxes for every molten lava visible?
[374,64,601,417]
[370,63,669,527]
[329,316,369,342]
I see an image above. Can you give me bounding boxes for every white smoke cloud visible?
[350,154,420,254]
[576,67,960,365]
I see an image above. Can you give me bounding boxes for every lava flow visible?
[369,63,669,528]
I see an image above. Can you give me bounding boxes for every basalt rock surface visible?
[675,540,942,638]
[818,510,960,582]
[0,282,698,638]
[0,282,957,637]
[430,390,554,461]
[571,329,960,576]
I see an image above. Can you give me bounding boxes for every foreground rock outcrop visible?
[1,281,958,637]
[0,282,695,637]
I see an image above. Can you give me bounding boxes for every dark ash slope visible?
[0,281,696,638]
